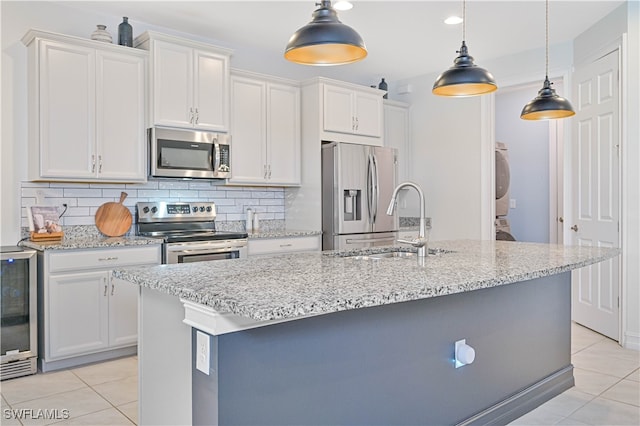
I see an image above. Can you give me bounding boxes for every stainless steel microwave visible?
[149,127,231,179]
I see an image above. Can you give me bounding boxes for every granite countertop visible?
[248,230,322,239]
[21,226,162,251]
[113,240,619,322]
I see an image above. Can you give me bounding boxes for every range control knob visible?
[199,206,205,212]
[192,206,198,213]
[206,206,212,212]
[150,207,158,214]
[142,207,150,214]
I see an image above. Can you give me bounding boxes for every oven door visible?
[164,240,248,264]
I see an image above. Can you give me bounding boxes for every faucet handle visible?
[397,237,427,248]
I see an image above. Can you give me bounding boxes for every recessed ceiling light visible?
[444,16,463,25]
[334,1,353,11]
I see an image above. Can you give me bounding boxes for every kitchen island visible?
[113,240,619,425]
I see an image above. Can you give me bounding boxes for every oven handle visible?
[165,240,247,253]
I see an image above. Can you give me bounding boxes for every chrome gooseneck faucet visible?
[386,181,428,257]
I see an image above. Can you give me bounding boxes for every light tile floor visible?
[1,356,137,425]
[0,323,637,425]
[509,322,640,425]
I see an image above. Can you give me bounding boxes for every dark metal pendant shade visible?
[432,41,497,96]
[521,77,575,120]
[285,0,367,66]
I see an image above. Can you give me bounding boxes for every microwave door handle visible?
[213,141,220,173]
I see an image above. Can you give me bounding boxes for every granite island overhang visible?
[113,240,619,425]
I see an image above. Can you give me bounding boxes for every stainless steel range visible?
[136,201,248,264]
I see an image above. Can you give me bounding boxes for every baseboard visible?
[457,365,575,426]
[623,331,640,351]
[39,346,137,372]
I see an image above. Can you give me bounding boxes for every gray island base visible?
[193,273,571,425]
[114,240,619,425]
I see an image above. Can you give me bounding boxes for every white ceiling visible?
[63,0,624,86]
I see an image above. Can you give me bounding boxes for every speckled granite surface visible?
[21,225,162,251]
[248,230,322,239]
[113,240,619,322]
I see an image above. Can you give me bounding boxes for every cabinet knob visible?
[571,225,579,232]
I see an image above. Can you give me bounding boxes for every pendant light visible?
[521,0,575,120]
[432,0,497,97]
[284,0,367,66]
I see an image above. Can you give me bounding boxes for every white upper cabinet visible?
[323,84,383,138]
[228,71,300,186]
[136,31,231,132]
[302,77,384,146]
[22,30,147,182]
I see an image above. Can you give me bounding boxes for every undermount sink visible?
[346,248,451,260]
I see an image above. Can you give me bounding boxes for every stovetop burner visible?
[135,201,248,243]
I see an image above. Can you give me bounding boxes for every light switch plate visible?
[196,330,210,375]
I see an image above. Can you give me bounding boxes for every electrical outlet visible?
[510,199,517,209]
[196,330,210,375]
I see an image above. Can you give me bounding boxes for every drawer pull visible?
[111,283,115,296]
[279,244,293,248]
[98,257,118,261]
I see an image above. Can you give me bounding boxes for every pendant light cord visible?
[462,0,466,42]
[545,0,549,79]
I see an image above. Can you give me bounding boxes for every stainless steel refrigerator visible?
[322,142,398,250]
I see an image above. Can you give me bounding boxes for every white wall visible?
[495,85,552,243]
[393,73,485,242]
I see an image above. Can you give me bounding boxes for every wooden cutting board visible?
[95,192,132,237]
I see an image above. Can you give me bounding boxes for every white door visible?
[193,49,229,131]
[571,49,620,340]
[228,76,266,183]
[108,278,139,347]
[48,271,109,359]
[96,50,146,181]
[153,40,193,128]
[323,85,354,134]
[267,82,300,185]
[39,40,95,179]
[354,92,383,137]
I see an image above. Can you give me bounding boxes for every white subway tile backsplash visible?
[159,181,190,190]
[20,181,285,227]
[63,188,103,197]
[103,189,137,198]
[197,190,227,198]
[77,197,113,207]
[169,190,200,198]
[138,189,170,198]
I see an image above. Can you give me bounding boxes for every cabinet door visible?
[323,85,354,134]
[96,51,146,181]
[39,40,96,179]
[267,83,300,185]
[108,278,139,347]
[48,271,109,359]
[354,92,383,137]
[153,40,193,128]
[384,103,410,183]
[194,50,229,131]
[228,76,267,183]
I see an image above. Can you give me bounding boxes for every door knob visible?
[571,225,578,232]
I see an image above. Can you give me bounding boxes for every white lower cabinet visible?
[39,245,161,371]
[248,235,321,256]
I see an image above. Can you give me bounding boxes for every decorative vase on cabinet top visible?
[118,17,133,47]
[91,25,112,43]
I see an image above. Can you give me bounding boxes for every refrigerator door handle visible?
[366,153,374,224]
[372,153,379,224]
